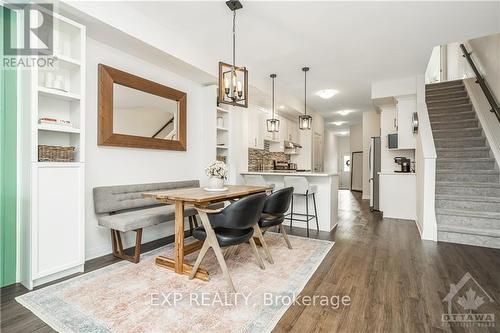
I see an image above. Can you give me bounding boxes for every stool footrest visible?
[285,213,317,222]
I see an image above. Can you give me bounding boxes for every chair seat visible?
[192,227,254,247]
[98,205,197,232]
[293,184,317,195]
[259,213,285,228]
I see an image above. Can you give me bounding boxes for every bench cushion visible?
[93,180,200,214]
[98,205,198,232]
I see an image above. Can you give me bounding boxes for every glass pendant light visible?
[266,74,280,132]
[217,0,248,108]
[299,67,312,130]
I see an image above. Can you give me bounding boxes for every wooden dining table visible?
[143,185,269,281]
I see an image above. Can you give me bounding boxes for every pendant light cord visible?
[232,10,236,70]
[304,69,307,116]
[272,76,275,118]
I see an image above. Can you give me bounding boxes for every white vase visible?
[208,177,224,189]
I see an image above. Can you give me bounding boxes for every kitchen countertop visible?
[241,171,338,177]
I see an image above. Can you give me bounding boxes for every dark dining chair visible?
[257,187,294,255]
[189,193,267,292]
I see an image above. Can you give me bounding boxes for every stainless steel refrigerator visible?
[369,137,381,211]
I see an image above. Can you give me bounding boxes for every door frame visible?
[350,151,363,192]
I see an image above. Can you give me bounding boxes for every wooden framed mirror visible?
[98,64,186,151]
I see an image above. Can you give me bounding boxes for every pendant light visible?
[218,0,248,108]
[299,67,312,130]
[266,74,280,132]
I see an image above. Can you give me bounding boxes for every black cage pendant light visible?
[299,67,312,130]
[218,0,248,108]
[266,74,280,132]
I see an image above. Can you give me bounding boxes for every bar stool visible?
[283,176,319,237]
[244,175,275,192]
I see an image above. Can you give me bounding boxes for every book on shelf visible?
[39,117,72,126]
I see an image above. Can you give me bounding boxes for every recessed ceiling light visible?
[331,121,346,126]
[337,109,354,116]
[279,105,285,110]
[338,131,349,136]
[316,89,338,99]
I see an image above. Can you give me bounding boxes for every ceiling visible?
[107,2,499,131]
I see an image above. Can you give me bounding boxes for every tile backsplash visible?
[248,141,290,171]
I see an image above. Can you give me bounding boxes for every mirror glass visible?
[113,83,179,140]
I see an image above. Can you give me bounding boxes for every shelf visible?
[38,87,81,102]
[216,107,229,113]
[36,162,82,168]
[216,145,228,149]
[216,127,228,131]
[54,53,81,68]
[38,123,80,134]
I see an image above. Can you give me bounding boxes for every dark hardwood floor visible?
[2,190,500,332]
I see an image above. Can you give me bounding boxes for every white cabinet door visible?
[34,165,84,278]
[247,108,264,149]
[396,96,417,149]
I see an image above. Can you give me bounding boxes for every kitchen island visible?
[240,171,339,231]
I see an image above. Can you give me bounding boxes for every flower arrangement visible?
[205,161,228,180]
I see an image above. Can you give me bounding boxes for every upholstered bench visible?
[93,180,200,263]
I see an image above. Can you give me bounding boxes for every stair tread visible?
[429,111,475,117]
[438,224,500,237]
[437,181,500,188]
[437,147,489,151]
[437,157,495,162]
[432,128,481,133]
[434,136,484,141]
[427,103,471,109]
[437,208,500,219]
[436,194,500,202]
[436,169,499,174]
[427,97,469,103]
[426,79,464,87]
[431,119,478,124]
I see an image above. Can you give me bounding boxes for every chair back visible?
[244,175,267,186]
[284,176,309,194]
[208,193,266,229]
[263,187,293,214]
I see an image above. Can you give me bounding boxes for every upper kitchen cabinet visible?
[247,107,264,149]
[395,95,417,149]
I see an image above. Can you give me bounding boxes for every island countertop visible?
[240,171,339,231]
[241,171,338,177]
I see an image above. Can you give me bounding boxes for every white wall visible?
[349,123,363,191]
[468,33,500,101]
[324,129,339,173]
[85,37,215,259]
[362,111,380,199]
[349,123,363,152]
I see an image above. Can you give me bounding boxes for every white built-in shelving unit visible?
[216,106,231,165]
[18,11,86,289]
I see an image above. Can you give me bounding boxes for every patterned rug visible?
[17,233,333,333]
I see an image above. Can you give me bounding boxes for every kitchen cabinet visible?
[247,107,264,149]
[395,95,416,149]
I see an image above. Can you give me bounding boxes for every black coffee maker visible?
[394,157,411,173]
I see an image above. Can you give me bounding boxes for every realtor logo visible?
[3,3,53,55]
[442,272,495,327]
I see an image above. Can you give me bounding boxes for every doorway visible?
[339,153,351,189]
[350,151,363,192]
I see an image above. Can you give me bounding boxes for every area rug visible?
[17,233,333,333]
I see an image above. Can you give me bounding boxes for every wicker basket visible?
[38,145,75,162]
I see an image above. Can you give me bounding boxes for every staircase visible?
[426,79,500,249]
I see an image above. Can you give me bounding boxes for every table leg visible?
[175,200,185,273]
[155,200,209,281]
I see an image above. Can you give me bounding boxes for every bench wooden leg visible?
[111,228,143,263]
